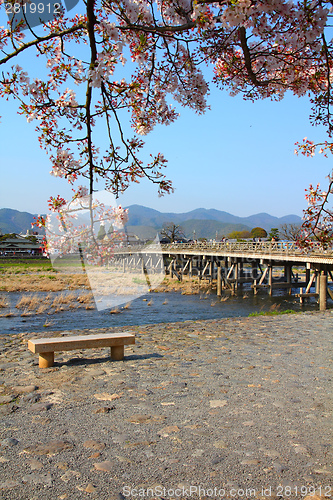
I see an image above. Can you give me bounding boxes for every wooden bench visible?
[28,332,135,368]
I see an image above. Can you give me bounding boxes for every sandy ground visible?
[0,311,331,499]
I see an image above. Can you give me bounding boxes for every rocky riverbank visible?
[0,311,332,499]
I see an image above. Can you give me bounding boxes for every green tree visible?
[0,233,18,241]
[251,227,267,239]
[268,228,280,241]
[228,230,252,240]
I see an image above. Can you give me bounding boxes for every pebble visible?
[1,438,19,447]
[29,402,52,412]
[209,399,227,408]
[12,385,38,394]
[213,440,228,449]
[28,459,44,470]
[0,395,16,404]
[0,480,21,489]
[22,472,52,486]
[87,369,106,377]
[240,458,260,465]
[83,440,106,451]
[85,483,97,493]
[94,460,114,472]
[24,440,73,456]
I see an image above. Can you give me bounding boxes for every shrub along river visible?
[0,286,323,335]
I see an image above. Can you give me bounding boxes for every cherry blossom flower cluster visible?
[50,149,81,183]
[36,192,130,264]
[297,181,333,249]
[2,0,333,247]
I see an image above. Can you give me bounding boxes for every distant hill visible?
[0,206,302,239]
[0,208,42,235]
[126,205,302,233]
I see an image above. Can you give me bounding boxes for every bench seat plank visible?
[28,332,135,368]
[28,332,135,353]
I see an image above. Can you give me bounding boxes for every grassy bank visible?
[0,258,213,294]
[0,258,89,292]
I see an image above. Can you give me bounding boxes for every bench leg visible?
[39,352,54,368]
[110,345,124,361]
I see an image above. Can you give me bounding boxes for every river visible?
[0,286,323,335]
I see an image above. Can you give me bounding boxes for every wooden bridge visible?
[113,241,333,310]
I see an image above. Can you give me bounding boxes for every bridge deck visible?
[114,242,333,266]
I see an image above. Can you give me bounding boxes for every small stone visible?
[88,369,106,377]
[293,445,309,455]
[213,440,228,449]
[31,416,51,425]
[209,400,227,408]
[85,483,97,493]
[263,449,280,458]
[192,449,204,457]
[0,480,21,489]
[313,468,332,475]
[88,452,101,459]
[12,385,38,394]
[94,460,114,472]
[30,403,52,412]
[158,425,180,437]
[149,415,167,423]
[128,414,151,424]
[240,459,260,465]
[94,393,120,401]
[24,440,73,456]
[94,406,115,414]
[55,462,68,470]
[0,406,13,416]
[60,470,81,482]
[22,472,52,487]
[1,438,19,447]
[116,455,131,463]
[28,459,43,470]
[124,440,154,448]
[22,393,41,404]
[0,395,16,404]
[83,440,106,451]
[272,462,288,473]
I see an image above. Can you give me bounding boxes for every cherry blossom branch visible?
[0,24,86,65]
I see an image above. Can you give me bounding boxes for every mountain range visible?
[0,206,302,240]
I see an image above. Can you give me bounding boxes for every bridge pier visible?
[217,264,222,297]
[284,264,292,295]
[306,263,311,286]
[268,265,273,296]
[114,242,333,311]
[319,267,327,311]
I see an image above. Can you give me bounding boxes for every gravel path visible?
[0,311,332,499]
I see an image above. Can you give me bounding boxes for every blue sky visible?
[1,15,331,218]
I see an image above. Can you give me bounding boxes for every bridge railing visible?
[160,241,332,255]
[113,241,333,256]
